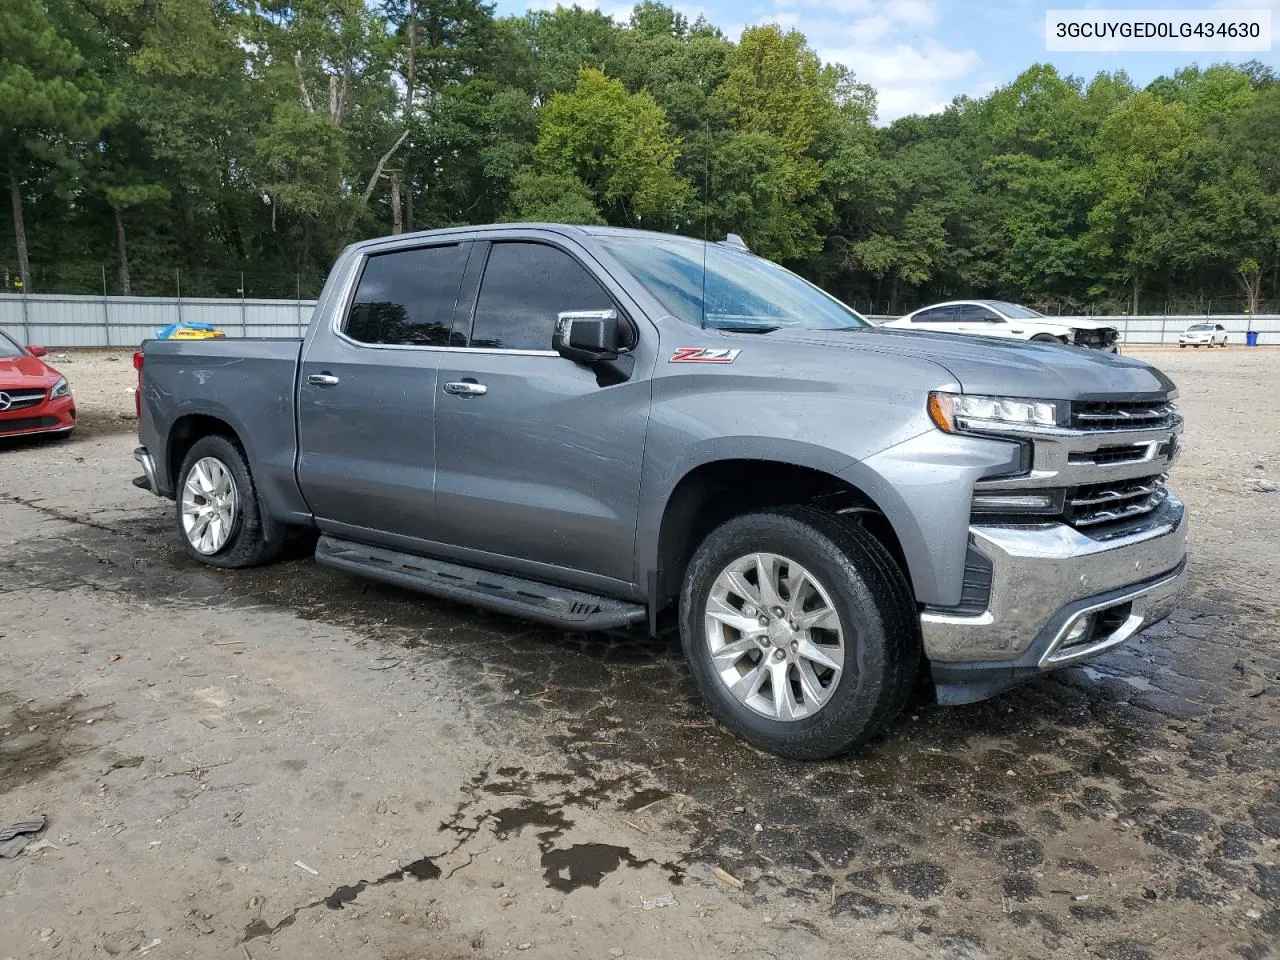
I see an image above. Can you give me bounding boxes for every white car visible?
[883,300,1120,352]
[1178,322,1228,348]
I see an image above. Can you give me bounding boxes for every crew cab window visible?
[344,243,469,347]
[913,306,955,323]
[469,242,613,350]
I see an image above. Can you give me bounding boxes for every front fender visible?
[840,431,1022,605]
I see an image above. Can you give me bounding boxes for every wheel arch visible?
[166,410,281,544]
[647,457,913,632]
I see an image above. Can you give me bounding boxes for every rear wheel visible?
[176,435,281,568]
[679,506,919,760]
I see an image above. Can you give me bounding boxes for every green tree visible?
[532,67,690,227]
[1085,92,1196,312]
[0,0,113,291]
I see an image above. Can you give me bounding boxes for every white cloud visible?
[515,0,982,122]
[773,0,980,121]
[820,41,981,118]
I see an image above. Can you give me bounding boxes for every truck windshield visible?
[599,236,869,332]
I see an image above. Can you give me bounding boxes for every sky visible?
[489,0,1280,121]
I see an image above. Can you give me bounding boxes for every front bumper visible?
[924,492,1187,704]
[0,395,76,438]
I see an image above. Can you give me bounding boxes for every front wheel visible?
[1030,333,1062,344]
[176,435,282,568]
[679,506,920,760]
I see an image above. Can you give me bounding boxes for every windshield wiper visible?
[711,325,780,334]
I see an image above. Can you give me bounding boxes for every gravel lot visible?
[1,347,1277,960]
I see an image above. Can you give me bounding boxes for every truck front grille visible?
[1067,443,1151,466]
[1071,399,1176,431]
[1065,475,1168,529]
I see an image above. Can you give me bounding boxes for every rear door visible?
[432,235,651,589]
[297,239,473,542]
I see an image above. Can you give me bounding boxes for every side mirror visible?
[554,309,621,365]
[28,344,47,357]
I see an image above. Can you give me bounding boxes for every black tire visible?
[1179,344,1185,348]
[175,435,282,568]
[679,506,920,760]
[1030,333,1061,344]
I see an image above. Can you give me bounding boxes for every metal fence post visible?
[101,265,111,348]
[296,273,303,336]
[1160,314,1168,345]
[240,270,247,338]
[175,268,183,324]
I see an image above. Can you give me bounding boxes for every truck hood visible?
[768,327,1174,400]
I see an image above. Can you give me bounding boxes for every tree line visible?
[3,0,1278,314]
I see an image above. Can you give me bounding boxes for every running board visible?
[314,536,646,631]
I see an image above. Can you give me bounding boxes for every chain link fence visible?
[2,264,328,301]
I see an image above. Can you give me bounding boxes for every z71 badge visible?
[669,347,742,364]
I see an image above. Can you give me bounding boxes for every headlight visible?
[928,392,1058,434]
[50,377,71,399]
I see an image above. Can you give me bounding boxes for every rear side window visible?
[913,306,955,323]
[468,242,613,350]
[344,244,469,346]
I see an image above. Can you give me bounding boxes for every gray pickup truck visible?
[133,224,1187,759]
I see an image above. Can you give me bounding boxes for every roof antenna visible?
[700,100,710,330]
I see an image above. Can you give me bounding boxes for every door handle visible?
[307,373,340,387]
[443,380,487,398]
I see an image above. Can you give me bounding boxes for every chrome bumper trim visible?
[133,445,160,495]
[921,492,1187,663]
[1038,565,1183,667]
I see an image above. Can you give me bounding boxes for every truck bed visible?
[137,338,307,524]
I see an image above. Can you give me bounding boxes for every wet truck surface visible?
[134,223,1187,760]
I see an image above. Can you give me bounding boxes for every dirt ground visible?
[0,347,1276,960]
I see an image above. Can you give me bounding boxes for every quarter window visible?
[344,244,469,347]
[469,242,614,350]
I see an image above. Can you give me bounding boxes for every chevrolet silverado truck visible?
[133,224,1187,759]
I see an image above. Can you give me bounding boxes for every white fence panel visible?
[0,294,316,347]
[3,294,1278,348]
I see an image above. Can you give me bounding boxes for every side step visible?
[314,536,647,631]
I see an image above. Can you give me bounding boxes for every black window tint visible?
[469,242,612,350]
[914,306,954,323]
[345,244,469,346]
[955,304,1000,322]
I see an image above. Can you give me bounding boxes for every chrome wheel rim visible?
[704,552,845,722]
[181,457,238,555]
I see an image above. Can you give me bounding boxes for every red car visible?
[0,330,76,439]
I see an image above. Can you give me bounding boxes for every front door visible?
[433,238,650,586]
[297,240,472,542]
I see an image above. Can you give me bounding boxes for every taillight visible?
[133,351,143,421]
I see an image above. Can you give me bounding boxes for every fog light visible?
[1061,615,1093,648]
